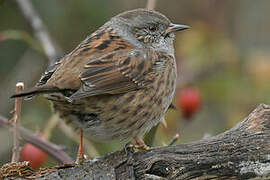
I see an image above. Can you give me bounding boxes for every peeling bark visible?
[5,104,270,180]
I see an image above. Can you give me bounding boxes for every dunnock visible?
[12,8,189,159]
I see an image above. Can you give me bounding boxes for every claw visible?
[133,136,149,150]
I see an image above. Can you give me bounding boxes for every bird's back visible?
[45,24,135,91]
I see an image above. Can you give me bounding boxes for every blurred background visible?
[1,0,270,169]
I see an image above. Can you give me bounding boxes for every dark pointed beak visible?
[166,24,190,34]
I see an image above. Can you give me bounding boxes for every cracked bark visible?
[8,104,270,179]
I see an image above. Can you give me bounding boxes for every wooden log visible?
[6,104,270,179]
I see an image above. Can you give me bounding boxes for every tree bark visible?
[5,104,270,179]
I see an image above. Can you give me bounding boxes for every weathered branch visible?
[0,115,73,164]
[15,0,61,66]
[4,104,269,179]
[11,82,24,162]
[146,0,157,10]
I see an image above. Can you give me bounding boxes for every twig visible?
[178,61,224,87]
[0,115,73,163]
[167,133,179,146]
[143,125,158,147]
[160,117,167,129]
[15,0,61,66]
[11,82,24,163]
[43,114,61,140]
[146,0,157,10]
[0,30,43,54]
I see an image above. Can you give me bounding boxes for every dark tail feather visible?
[10,85,60,98]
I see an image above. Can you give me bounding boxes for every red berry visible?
[20,134,48,169]
[177,87,202,119]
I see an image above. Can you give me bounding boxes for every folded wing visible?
[70,49,157,100]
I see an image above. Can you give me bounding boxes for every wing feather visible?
[69,49,158,100]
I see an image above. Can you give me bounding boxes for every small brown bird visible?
[12,9,189,159]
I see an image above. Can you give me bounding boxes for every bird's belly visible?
[86,95,173,141]
[47,90,173,141]
[47,69,176,141]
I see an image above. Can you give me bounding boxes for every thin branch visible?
[0,115,73,164]
[15,0,61,66]
[167,133,179,146]
[10,0,74,164]
[43,114,61,140]
[11,82,24,163]
[146,0,157,10]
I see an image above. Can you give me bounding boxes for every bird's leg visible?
[75,128,86,164]
[133,136,149,150]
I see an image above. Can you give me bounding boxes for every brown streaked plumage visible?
[12,9,189,146]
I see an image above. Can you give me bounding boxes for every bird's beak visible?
[166,24,190,34]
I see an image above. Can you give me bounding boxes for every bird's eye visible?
[149,25,157,31]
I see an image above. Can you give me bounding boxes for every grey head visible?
[110,8,189,55]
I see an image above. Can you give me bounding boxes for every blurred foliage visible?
[1,0,270,169]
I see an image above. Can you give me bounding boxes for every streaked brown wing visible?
[44,25,135,90]
[69,49,158,100]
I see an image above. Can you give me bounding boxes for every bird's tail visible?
[10,85,60,98]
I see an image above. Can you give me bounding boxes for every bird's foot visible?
[75,154,87,164]
[133,136,149,150]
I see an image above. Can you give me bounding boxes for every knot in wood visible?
[146,160,172,178]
